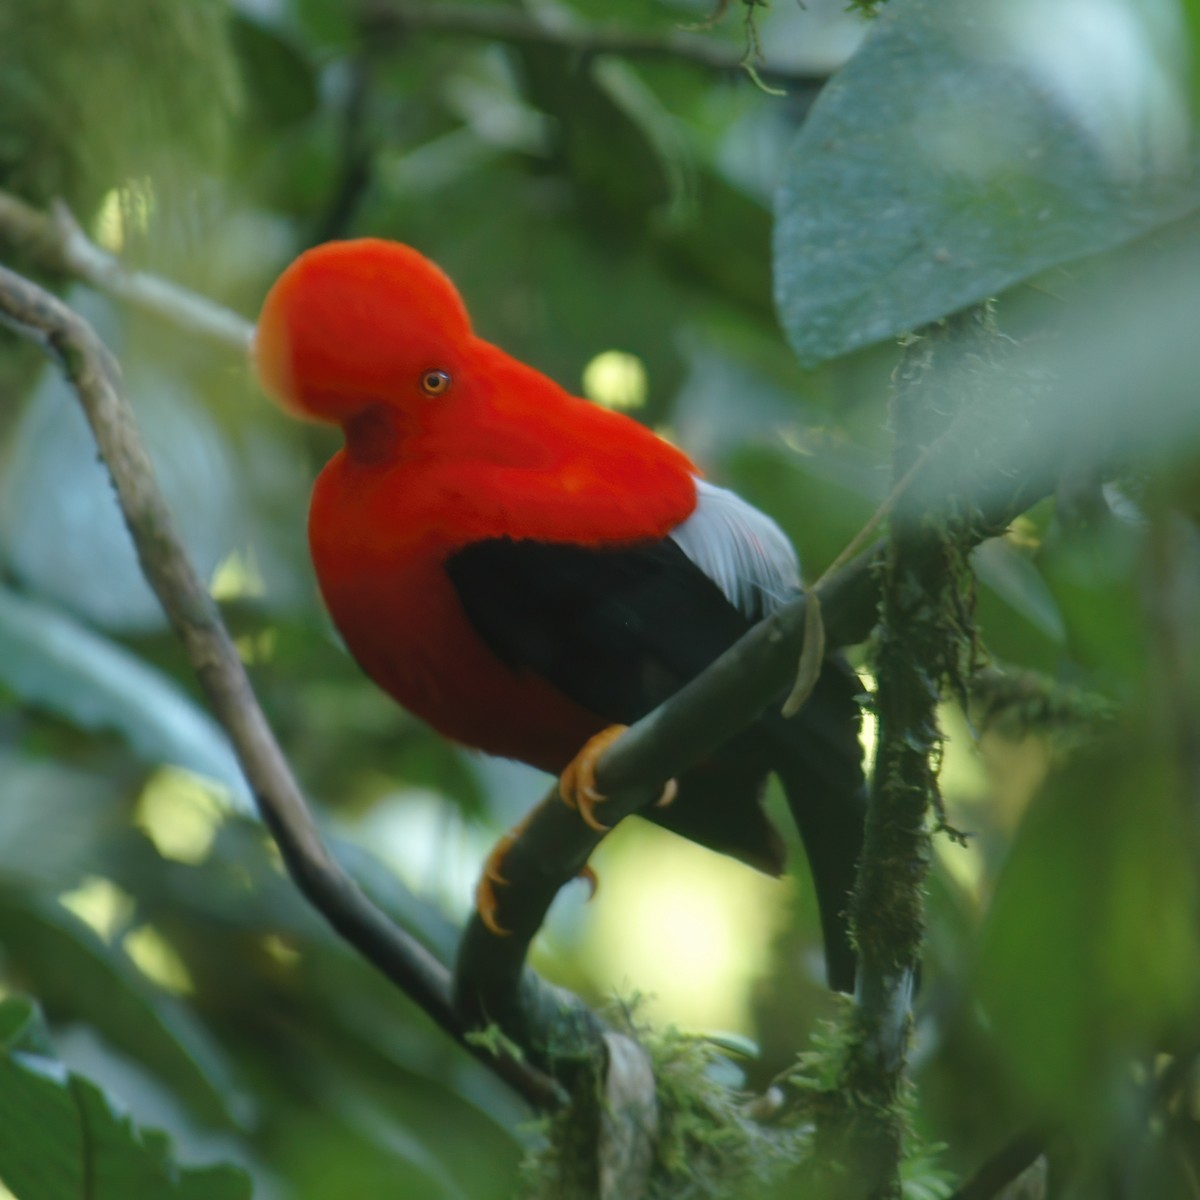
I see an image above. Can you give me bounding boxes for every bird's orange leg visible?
[475,813,602,937]
[558,724,678,832]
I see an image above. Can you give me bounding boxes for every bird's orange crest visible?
[255,238,472,425]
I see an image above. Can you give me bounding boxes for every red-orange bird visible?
[256,239,864,990]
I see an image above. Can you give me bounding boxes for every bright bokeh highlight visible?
[582,350,648,410]
[580,819,788,1033]
[136,766,226,865]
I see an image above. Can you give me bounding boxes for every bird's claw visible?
[559,724,677,830]
[475,831,517,936]
[559,724,628,831]
[578,863,599,900]
[475,822,602,936]
[477,723,675,935]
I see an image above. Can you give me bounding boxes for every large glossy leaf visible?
[0,754,120,891]
[0,998,249,1200]
[0,587,249,806]
[0,897,243,1130]
[971,539,1065,644]
[774,0,1200,365]
[0,295,243,634]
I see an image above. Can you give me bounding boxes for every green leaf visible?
[971,539,1065,644]
[657,166,774,322]
[0,999,250,1200]
[973,736,1200,1126]
[0,0,239,212]
[229,12,318,130]
[516,48,684,225]
[0,754,120,891]
[1039,516,1147,683]
[0,996,53,1056]
[0,587,249,806]
[774,0,1200,365]
[0,897,243,1130]
[0,334,244,635]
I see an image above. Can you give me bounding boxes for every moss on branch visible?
[820,306,1042,1198]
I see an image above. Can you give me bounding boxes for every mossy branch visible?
[0,222,1063,1185]
[816,307,1040,1197]
[0,259,561,1109]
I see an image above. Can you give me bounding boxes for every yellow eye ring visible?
[421,369,451,396]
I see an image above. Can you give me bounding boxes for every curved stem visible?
[361,0,831,86]
[0,190,253,352]
[0,262,559,1110]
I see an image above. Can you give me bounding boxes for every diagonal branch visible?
[0,261,560,1109]
[0,189,253,352]
[360,0,832,86]
[454,545,882,1055]
[947,1132,1044,1200]
[458,435,1055,1057]
[0,213,1060,1106]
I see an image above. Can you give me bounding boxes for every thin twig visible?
[0,189,253,353]
[360,0,831,86]
[458,317,1057,1084]
[312,48,377,245]
[0,262,559,1109]
[947,1132,1044,1200]
[782,411,973,718]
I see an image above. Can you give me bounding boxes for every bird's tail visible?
[764,657,867,993]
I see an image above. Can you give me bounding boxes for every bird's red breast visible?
[256,239,698,770]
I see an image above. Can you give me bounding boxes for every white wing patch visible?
[668,478,801,622]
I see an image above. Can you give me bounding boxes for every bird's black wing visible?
[444,534,750,725]
[445,529,866,992]
[445,533,794,872]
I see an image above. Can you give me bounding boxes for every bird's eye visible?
[420,369,451,396]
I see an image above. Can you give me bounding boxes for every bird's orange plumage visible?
[259,238,868,985]
[256,238,698,770]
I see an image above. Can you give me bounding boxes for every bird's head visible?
[255,239,473,433]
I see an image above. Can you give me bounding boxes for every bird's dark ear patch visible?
[343,404,403,464]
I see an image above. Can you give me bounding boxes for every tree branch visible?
[453,545,883,1060]
[947,1132,1044,1200]
[0,212,1060,1125]
[458,422,1055,1064]
[812,307,1033,1197]
[0,189,254,353]
[312,48,378,245]
[0,261,560,1110]
[360,0,831,86]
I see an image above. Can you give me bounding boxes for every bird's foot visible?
[475,818,602,936]
[578,863,599,899]
[559,725,627,831]
[476,829,519,937]
[559,724,677,831]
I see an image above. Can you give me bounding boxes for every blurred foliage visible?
[0,0,239,219]
[2,0,1200,1196]
[0,996,250,1199]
